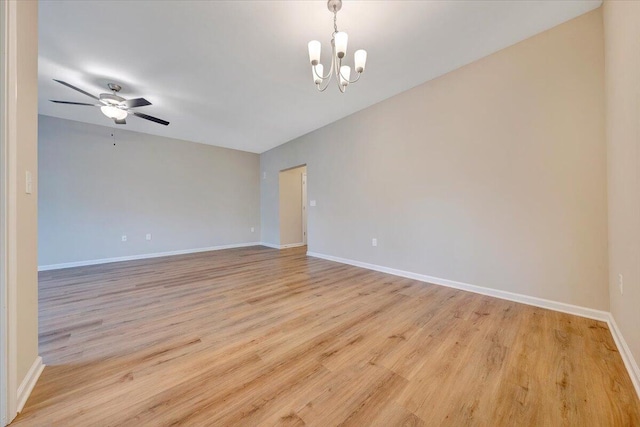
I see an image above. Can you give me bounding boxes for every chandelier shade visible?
[308,40,321,65]
[312,64,324,84]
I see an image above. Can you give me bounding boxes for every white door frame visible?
[1,0,19,424]
[302,172,307,245]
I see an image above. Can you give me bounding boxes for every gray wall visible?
[38,115,260,266]
[260,10,609,310]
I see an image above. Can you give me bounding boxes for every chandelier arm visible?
[339,69,362,85]
[316,72,333,91]
[335,56,343,90]
[313,64,332,81]
[316,82,331,92]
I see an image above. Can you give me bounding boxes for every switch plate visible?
[146,233,152,241]
[372,238,377,247]
[25,171,32,194]
[262,172,267,180]
[619,274,624,295]
[310,200,316,207]
[251,227,255,233]
[121,235,127,242]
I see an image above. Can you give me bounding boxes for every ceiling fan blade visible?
[133,112,169,126]
[114,118,127,125]
[50,100,99,106]
[53,79,100,101]
[123,98,151,108]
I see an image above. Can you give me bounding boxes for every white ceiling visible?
[38,0,601,154]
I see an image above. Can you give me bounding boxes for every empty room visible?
[1,0,639,425]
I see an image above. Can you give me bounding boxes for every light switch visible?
[146,233,152,241]
[310,200,316,207]
[25,171,32,194]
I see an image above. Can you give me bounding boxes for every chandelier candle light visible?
[308,0,367,93]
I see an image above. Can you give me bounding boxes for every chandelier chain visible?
[333,8,338,33]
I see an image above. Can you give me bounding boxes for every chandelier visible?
[307,0,367,93]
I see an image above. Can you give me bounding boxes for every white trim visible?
[306,251,640,399]
[306,251,609,321]
[606,314,640,399]
[259,242,305,250]
[302,172,307,245]
[15,356,43,414]
[38,242,262,271]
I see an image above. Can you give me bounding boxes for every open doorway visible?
[279,165,307,249]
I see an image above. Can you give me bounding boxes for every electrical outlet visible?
[251,227,255,233]
[121,235,127,242]
[146,233,152,241]
[372,238,377,247]
[619,273,624,295]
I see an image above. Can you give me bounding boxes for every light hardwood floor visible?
[12,246,640,426]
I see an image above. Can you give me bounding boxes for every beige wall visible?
[261,9,608,310]
[603,1,640,371]
[38,115,261,266]
[15,0,39,388]
[279,166,306,246]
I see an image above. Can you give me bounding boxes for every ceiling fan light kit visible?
[308,0,367,93]
[100,105,127,121]
[49,79,170,126]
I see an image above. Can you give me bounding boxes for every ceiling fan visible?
[49,79,170,126]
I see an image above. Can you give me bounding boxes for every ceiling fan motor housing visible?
[107,83,122,92]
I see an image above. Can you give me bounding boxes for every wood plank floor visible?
[12,246,640,426]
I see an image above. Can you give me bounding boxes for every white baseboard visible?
[16,356,43,413]
[306,251,609,321]
[38,242,262,271]
[606,315,640,399]
[259,242,305,250]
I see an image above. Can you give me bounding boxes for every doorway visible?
[279,165,307,248]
